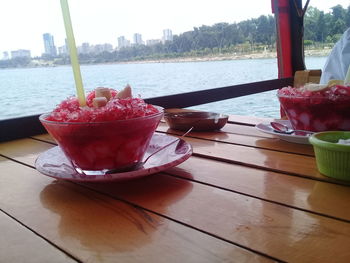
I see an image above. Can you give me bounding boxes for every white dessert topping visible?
[300,80,344,92]
[95,87,112,101]
[92,97,108,108]
[337,139,350,145]
[300,83,328,92]
[117,84,132,99]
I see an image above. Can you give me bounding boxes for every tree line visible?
[304,4,350,44]
[67,4,350,64]
[74,14,276,64]
[1,4,349,68]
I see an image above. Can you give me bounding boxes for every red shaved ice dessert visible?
[278,84,350,132]
[40,87,163,172]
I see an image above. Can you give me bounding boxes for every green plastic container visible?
[309,132,350,180]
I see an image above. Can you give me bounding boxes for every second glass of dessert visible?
[278,83,350,132]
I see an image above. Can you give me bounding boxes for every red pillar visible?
[272,0,293,78]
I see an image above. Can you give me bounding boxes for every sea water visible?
[0,56,326,120]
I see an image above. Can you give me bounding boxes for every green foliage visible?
[304,40,313,46]
[304,4,349,42]
[73,14,278,64]
[94,4,348,63]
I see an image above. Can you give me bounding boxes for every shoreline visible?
[1,48,332,69]
[109,48,332,65]
[102,48,332,65]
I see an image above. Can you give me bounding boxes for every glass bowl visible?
[309,131,350,180]
[40,108,163,173]
[278,93,350,132]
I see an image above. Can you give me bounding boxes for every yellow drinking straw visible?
[60,0,86,106]
[345,65,350,85]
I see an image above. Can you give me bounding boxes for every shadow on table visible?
[40,174,193,254]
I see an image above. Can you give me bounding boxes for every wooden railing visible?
[146,77,293,108]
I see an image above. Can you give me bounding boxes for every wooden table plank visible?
[0,210,76,263]
[183,136,349,184]
[32,133,55,143]
[157,123,315,156]
[10,135,319,183]
[221,123,274,138]
[167,157,350,222]
[228,114,275,126]
[3,138,350,222]
[81,172,350,263]
[0,138,52,165]
[180,136,318,177]
[0,157,273,263]
[2,141,350,262]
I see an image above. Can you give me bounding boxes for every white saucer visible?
[256,120,311,144]
[35,134,192,182]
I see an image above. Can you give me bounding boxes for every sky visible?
[1,0,349,57]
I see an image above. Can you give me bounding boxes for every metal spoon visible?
[142,126,193,164]
[270,122,314,135]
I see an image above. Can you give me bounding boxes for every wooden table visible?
[1,114,350,263]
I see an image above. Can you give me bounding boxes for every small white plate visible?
[256,120,311,144]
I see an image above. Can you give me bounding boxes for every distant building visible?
[91,45,103,54]
[117,36,130,49]
[102,43,113,52]
[77,43,113,54]
[162,29,173,43]
[11,49,31,59]
[133,33,143,45]
[80,42,90,54]
[65,39,68,51]
[57,39,68,56]
[2,51,9,60]
[43,33,57,56]
[146,39,161,46]
[58,45,68,56]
